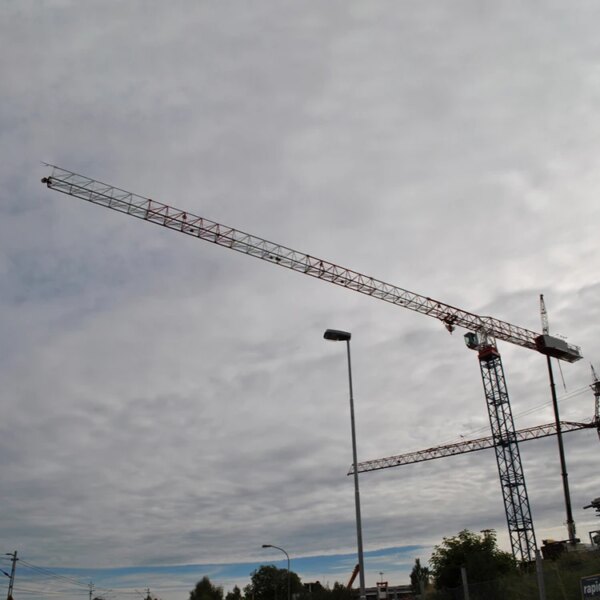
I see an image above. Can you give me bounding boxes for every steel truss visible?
[42,166,545,350]
[353,420,594,473]
[477,344,536,562]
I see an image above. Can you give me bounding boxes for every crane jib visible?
[351,419,596,474]
[41,165,581,361]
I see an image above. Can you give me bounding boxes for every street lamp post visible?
[262,544,290,600]
[323,329,366,600]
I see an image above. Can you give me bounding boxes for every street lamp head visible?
[324,329,351,342]
[262,544,272,548]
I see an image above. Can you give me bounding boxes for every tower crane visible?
[41,165,583,563]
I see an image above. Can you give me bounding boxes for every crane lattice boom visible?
[41,165,579,356]
[352,420,596,474]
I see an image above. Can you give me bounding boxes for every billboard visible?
[581,574,600,599]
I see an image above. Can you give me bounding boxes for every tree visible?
[410,558,430,595]
[244,565,302,600]
[429,529,516,590]
[225,585,243,600]
[326,581,353,600]
[299,581,352,600]
[190,576,224,600]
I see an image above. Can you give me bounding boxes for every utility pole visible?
[5,551,17,600]
[460,567,470,600]
[89,581,95,600]
[535,550,547,600]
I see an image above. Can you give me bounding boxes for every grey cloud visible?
[1,2,600,598]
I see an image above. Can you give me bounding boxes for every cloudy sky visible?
[2,1,600,598]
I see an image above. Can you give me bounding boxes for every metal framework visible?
[353,420,595,473]
[42,166,554,349]
[480,344,538,561]
[41,165,583,563]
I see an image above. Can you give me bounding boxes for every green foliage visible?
[329,581,354,600]
[225,585,242,600]
[244,564,303,600]
[502,549,600,600]
[426,533,600,600]
[299,581,353,600]
[410,558,430,594]
[190,576,224,600]
[429,529,517,590]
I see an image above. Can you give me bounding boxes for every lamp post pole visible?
[323,329,366,600]
[262,544,290,600]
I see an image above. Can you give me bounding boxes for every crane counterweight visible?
[535,334,582,363]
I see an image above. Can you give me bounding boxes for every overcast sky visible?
[2,1,600,599]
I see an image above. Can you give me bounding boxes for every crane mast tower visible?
[41,165,583,563]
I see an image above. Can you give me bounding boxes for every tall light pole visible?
[262,544,290,600]
[323,329,366,600]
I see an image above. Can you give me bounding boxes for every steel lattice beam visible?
[42,165,555,351]
[477,345,536,563]
[352,420,595,474]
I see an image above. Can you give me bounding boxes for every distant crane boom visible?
[347,564,360,589]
